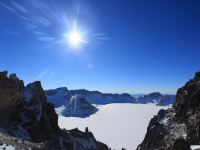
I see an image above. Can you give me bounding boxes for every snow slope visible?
[58,103,167,150]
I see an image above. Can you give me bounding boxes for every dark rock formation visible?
[0,71,24,128]
[137,72,200,150]
[172,138,190,150]
[0,71,109,150]
[63,95,98,118]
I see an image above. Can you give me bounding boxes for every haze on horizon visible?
[0,0,200,94]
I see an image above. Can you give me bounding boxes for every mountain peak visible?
[173,71,200,118]
[195,71,200,80]
[137,71,200,150]
[147,92,162,97]
[0,71,8,80]
[0,71,109,149]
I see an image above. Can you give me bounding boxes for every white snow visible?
[46,90,67,107]
[55,105,66,115]
[0,144,15,150]
[191,145,200,150]
[58,103,166,150]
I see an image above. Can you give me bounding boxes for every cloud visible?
[92,33,107,37]
[38,36,56,42]
[10,1,28,14]
[25,22,37,30]
[33,31,48,36]
[34,16,51,26]
[91,32,111,44]
[96,37,111,40]
[0,0,109,53]
[0,2,17,13]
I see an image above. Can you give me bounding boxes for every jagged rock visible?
[0,71,8,80]
[9,73,24,90]
[137,72,200,150]
[172,138,190,150]
[0,71,24,128]
[173,71,200,118]
[0,71,109,150]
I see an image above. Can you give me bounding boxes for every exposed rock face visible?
[137,72,200,150]
[61,95,98,118]
[0,71,24,128]
[172,138,190,150]
[0,71,109,150]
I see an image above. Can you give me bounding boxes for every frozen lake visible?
[58,103,166,150]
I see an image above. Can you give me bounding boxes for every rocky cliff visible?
[137,72,200,150]
[0,71,109,150]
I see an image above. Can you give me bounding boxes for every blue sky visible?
[0,0,200,94]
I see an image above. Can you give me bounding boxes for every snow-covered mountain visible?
[56,95,98,118]
[45,88,175,107]
[45,87,68,107]
[135,92,175,106]
[45,87,136,117]
[45,87,136,106]
[45,88,175,117]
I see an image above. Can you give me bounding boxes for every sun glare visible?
[69,32,81,46]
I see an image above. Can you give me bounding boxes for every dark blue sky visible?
[0,0,200,94]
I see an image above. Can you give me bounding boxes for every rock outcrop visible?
[137,72,200,150]
[61,95,98,118]
[0,71,109,150]
[0,71,24,128]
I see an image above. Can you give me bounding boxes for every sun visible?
[69,31,81,46]
[63,20,88,48]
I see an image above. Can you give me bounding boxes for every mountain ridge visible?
[137,71,200,150]
[45,88,175,107]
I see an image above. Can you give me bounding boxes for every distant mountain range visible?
[135,92,175,106]
[45,88,175,117]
